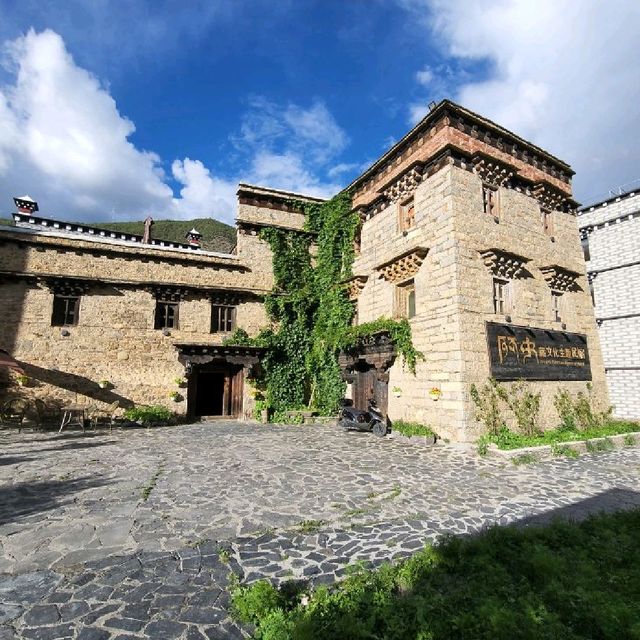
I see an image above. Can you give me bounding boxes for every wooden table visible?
[59,404,87,433]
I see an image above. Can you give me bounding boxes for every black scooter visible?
[338,398,387,438]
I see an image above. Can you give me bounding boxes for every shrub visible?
[123,404,173,425]
[495,380,541,437]
[554,388,577,431]
[470,378,505,436]
[391,420,436,438]
[554,384,613,432]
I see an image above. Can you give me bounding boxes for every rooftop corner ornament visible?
[14,195,39,214]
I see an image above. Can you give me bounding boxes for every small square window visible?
[52,295,80,326]
[155,300,179,329]
[398,197,415,232]
[211,305,236,333]
[482,185,499,219]
[551,291,562,322]
[541,208,553,236]
[395,279,416,319]
[492,278,510,314]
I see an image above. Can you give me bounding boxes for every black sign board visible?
[486,322,592,381]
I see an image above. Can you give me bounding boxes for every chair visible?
[91,400,120,431]
[0,398,30,432]
[23,398,48,431]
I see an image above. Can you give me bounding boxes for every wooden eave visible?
[345,99,574,195]
[0,269,269,297]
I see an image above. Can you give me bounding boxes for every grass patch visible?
[141,465,163,501]
[295,520,326,534]
[624,434,636,447]
[391,420,436,438]
[479,420,639,451]
[550,443,580,458]
[586,438,615,454]
[511,453,539,465]
[232,509,640,639]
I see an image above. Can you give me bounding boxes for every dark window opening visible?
[396,279,416,319]
[581,236,591,262]
[211,305,236,333]
[155,300,179,329]
[542,208,553,236]
[399,197,415,231]
[552,291,562,322]
[493,278,509,314]
[482,185,499,218]
[52,295,80,326]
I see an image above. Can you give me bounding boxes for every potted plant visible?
[169,391,183,402]
[98,380,110,389]
[174,377,186,388]
[428,387,442,401]
[15,374,29,387]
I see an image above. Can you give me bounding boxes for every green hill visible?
[1,215,237,253]
[96,217,236,253]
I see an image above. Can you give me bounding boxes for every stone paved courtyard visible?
[1,421,640,639]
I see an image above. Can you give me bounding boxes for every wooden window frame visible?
[398,196,416,232]
[551,290,562,323]
[395,279,416,319]
[51,295,80,327]
[154,300,179,330]
[492,278,510,315]
[482,184,499,219]
[541,207,554,236]
[211,304,236,333]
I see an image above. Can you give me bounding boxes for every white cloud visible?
[235,96,349,196]
[404,0,640,202]
[415,66,433,86]
[172,158,237,220]
[0,30,351,225]
[0,29,238,223]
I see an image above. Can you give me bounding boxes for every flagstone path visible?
[1,421,639,638]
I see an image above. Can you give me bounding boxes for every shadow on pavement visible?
[0,475,112,526]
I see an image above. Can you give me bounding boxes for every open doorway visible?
[189,364,243,418]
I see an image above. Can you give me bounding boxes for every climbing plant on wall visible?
[236,191,422,420]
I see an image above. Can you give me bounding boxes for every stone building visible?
[0,100,607,440]
[578,190,640,419]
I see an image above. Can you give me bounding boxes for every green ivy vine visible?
[231,191,422,419]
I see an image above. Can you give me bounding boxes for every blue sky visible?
[0,1,638,224]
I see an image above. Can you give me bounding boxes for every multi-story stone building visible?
[578,190,640,419]
[0,100,607,440]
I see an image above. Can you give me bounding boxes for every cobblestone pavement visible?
[1,421,640,638]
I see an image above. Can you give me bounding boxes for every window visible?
[155,300,179,329]
[395,279,416,319]
[581,235,590,262]
[482,184,499,218]
[551,291,562,322]
[541,208,553,236]
[492,278,510,314]
[211,305,236,333]
[398,197,415,232]
[51,295,80,326]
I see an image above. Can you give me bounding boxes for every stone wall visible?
[352,161,607,441]
[452,166,608,439]
[0,224,274,415]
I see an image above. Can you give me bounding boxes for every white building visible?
[579,190,640,419]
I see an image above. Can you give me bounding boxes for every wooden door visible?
[230,368,244,417]
[353,367,376,411]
